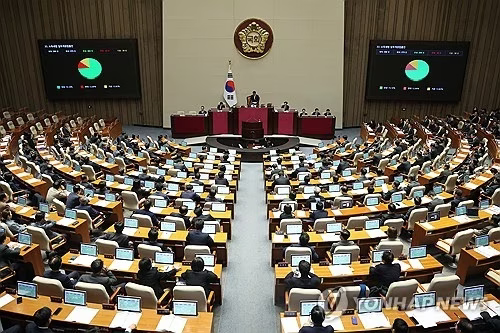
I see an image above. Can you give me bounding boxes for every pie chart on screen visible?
[405,60,429,81]
[78,58,102,80]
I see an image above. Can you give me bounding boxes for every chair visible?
[122,191,139,211]
[52,198,66,216]
[164,216,187,231]
[99,119,106,128]
[133,214,153,228]
[352,153,363,167]
[490,188,500,206]
[441,174,458,193]
[125,282,170,309]
[6,121,15,130]
[377,158,390,172]
[418,275,459,300]
[174,198,194,209]
[284,247,312,264]
[279,201,298,212]
[138,244,162,259]
[384,279,418,310]
[52,115,59,123]
[36,122,44,132]
[408,186,425,199]
[346,216,368,229]
[434,203,451,217]
[26,226,66,255]
[435,229,474,268]
[406,166,420,178]
[77,117,83,125]
[0,181,22,201]
[457,200,474,209]
[376,240,404,257]
[334,245,360,261]
[279,219,303,232]
[0,222,14,239]
[331,286,370,310]
[488,227,500,242]
[147,165,158,174]
[485,269,500,287]
[184,245,211,261]
[363,194,382,205]
[75,282,116,304]
[33,276,64,298]
[173,286,214,312]
[333,196,353,207]
[96,239,119,256]
[407,208,428,231]
[82,165,99,181]
[383,218,404,234]
[312,218,336,231]
[44,118,51,127]
[30,126,37,136]
[286,288,322,311]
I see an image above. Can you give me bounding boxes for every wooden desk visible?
[89,196,124,222]
[0,293,213,332]
[6,164,49,197]
[6,241,44,276]
[459,169,496,197]
[456,241,500,284]
[76,150,120,174]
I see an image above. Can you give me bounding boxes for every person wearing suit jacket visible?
[0,229,20,269]
[298,306,334,333]
[98,222,130,248]
[180,184,201,203]
[369,251,401,296]
[143,228,173,252]
[186,219,214,248]
[137,258,179,298]
[383,181,401,201]
[25,307,54,333]
[180,257,219,296]
[170,205,191,229]
[44,255,79,289]
[310,201,328,221]
[78,259,118,295]
[134,199,159,226]
[427,191,444,212]
[439,164,452,183]
[205,189,222,203]
[214,172,230,186]
[284,232,319,262]
[284,260,321,291]
[397,157,411,174]
[272,171,290,188]
[450,189,465,211]
[75,197,101,220]
[336,157,350,174]
[65,185,82,209]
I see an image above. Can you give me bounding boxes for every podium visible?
[235,107,272,135]
[242,121,264,140]
[273,109,297,135]
[209,108,233,135]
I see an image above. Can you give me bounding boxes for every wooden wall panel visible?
[343,0,500,127]
[0,0,162,126]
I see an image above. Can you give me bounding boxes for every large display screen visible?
[365,40,469,101]
[38,39,141,100]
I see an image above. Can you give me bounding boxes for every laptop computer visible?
[326,223,342,233]
[172,301,198,316]
[154,251,174,265]
[366,197,379,206]
[300,300,326,317]
[357,297,383,314]
[463,285,484,303]
[64,289,86,306]
[115,248,134,261]
[413,291,436,309]
[17,281,37,298]
[409,246,427,259]
[117,295,141,312]
[160,221,176,232]
[332,253,352,265]
[365,219,380,230]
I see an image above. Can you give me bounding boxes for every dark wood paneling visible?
[0,0,162,126]
[343,0,500,127]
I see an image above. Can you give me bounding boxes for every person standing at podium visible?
[247,90,260,107]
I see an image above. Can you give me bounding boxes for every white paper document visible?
[288,235,300,243]
[57,218,74,226]
[65,306,99,324]
[109,259,133,271]
[155,314,187,333]
[0,294,15,308]
[381,184,389,193]
[17,172,30,178]
[320,233,341,242]
[485,300,500,316]
[366,206,379,212]
[272,195,287,200]
[366,229,387,239]
[332,209,343,216]
[26,178,39,184]
[110,311,142,329]
[72,255,97,267]
[117,184,130,190]
[358,312,391,329]
[122,227,137,236]
[95,200,109,206]
[452,215,472,224]
[273,235,285,243]
[459,302,496,320]
[323,314,345,331]
[329,265,353,276]
[408,258,424,269]
[393,260,410,272]
[160,232,172,240]
[18,207,31,214]
[281,317,300,333]
[478,176,490,182]
[407,306,451,328]
[474,246,500,258]
[150,207,164,214]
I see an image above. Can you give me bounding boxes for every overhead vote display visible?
[365,40,470,101]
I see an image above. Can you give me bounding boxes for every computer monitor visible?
[456,206,467,216]
[375,179,385,187]
[372,250,388,263]
[320,172,330,179]
[427,211,440,222]
[192,185,204,193]
[298,173,307,181]
[339,148,345,153]
[480,199,490,209]
[124,218,138,228]
[433,185,443,195]
[124,177,134,186]
[17,197,27,206]
[115,248,134,261]
[209,147,217,153]
[156,168,166,176]
[105,193,116,202]
[189,153,197,159]
[314,162,322,169]
[475,235,489,247]
[286,224,302,235]
[74,164,81,172]
[84,188,94,198]
[80,243,98,257]
[18,233,32,246]
[185,201,196,210]
[409,246,427,259]
[160,221,176,232]
[308,154,317,160]
[39,202,49,213]
[303,186,315,195]
[202,223,216,235]
[106,174,114,182]
[144,180,155,189]
[64,289,86,306]
[326,223,342,233]
[172,301,198,316]
[300,300,325,316]
[204,164,213,170]
[17,281,37,298]
[391,193,403,203]
[217,186,230,195]
[195,254,215,267]
[155,199,167,208]
[342,170,352,177]
[291,155,300,162]
[228,149,236,155]
[366,197,379,207]
[154,251,174,265]
[224,174,232,181]
[423,167,431,174]
[413,190,424,199]
[138,152,144,158]
[467,208,479,217]
[65,209,77,220]
[464,174,470,183]
[329,184,340,193]
[177,171,188,179]
[310,202,317,211]
[394,175,404,183]
[340,200,353,209]
[390,159,397,166]
[211,203,226,212]
[166,159,174,166]
[357,298,383,314]
[352,182,363,190]
[117,296,141,312]
[318,142,325,148]
[291,254,311,267]
[363,152,369,159]
[332,253,352,265]
[160,146,166,152]
[365,219,380,230]
[184,161,193,168]
[167,183,179,192]
[332,160,340,167]
[464,285,484,302]
[66,184,74,192]
[413,292,436,309]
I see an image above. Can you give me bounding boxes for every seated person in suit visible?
[273,171,290,187]
[336,157,350,174]
[198,105,207,115]
[368,251,401,296]
[152,183,169,201]
[25,307,54,333]
[292,163,309,179]
[214,172,230,186]
[191,172,204,185]
[329,229,355,253]
[285,232,319,262]
[2,209,26,234]
[66,184,82,209]
[144,228,173,252]
[281,101,290,110]
[44,255,79,289]
[306,187,326,208]
[30,212,61,240]
[404,175,420,196]
[376,227,399,247]
[137,257,179,299]
[134,199,159,227]
[75,196,101,220]
[298,305,334,333]
[323,109,332,116]
[474,213,500,237]
[454,318,474,333]
[46,180,67,205]
[392,318,409,333]
[412,152,426,167]
[450,189,465,211]
[137,168,151,181]
[205,189,222,203]
[98,222,131,248]
[180,257,219,296]
[311,108,321,116]
[382,181,401,201]
[191,207,215,224]
[299,108,308,116]
[397,156,411,174]
[94,181,109,196]
[299,175,311,186]
[284,260,321,291]
[280,204,294,220]
[180,184,201,203]
[79,174,95,190]
[482,177,500,197]
[358,168,369,182]
[216,102,225,110]
[131,179,151,202]
[403,196,423,222]
[439,164,452,183]
[173,159,188,172]
[310,202,328,221]
[186,219,215,248]
[170,205,191,229]
[79,259,119,295]
[339,186,351,198]
[427,191,444,212]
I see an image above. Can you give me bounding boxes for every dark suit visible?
[273,177,290,187]
[99,232,129,248]
[383,188,400,201]
[280,212,294,220]
[65,193,80,209]
[180,191,201,203]
[336,161,350,174]
[299,326,334,333]
[186,230,214,248]
[44,269,78,289]
[0,244,20,268]
[310,209,328,221]
[170,212,191,229]
[369,263,401,290]
[306,195,325,208]
[134,209,159,226]
[25,323,54,333]
[380,212,404,225]
[397,161,411,174]
[330,240,355,253]
[428,198,444,212]
[137,267,177,298]
[451,197,465,210]
[78,271,118,295]
[75,204,100,219]
[152,191,169,201]
[284,272,321,291]
[180,269,219,295]
[405,181,420,195]
[214,178,229,186]
[439,169,452,182]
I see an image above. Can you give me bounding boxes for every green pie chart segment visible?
[78,58,102,80]
[405,60,429,82]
